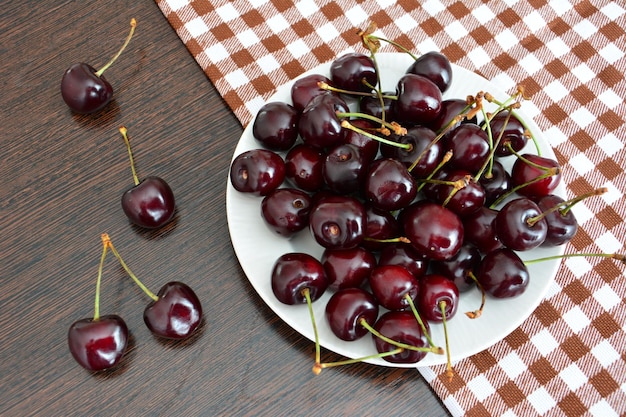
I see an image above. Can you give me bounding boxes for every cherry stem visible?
[489,168,559,208]
[416,150,453,193]
[93,234,110,321]
[102,233,158,301]
[340,120,411,150]
[523,252,626,265]
[359,318,443,354]
[363,236,411,244]
[439,300,454,381]
[404,294,439,349]
[318,81,395,100]
[119,126,140,186]
[527,187,607,226]
[465,272,486,319]
[301,288,321,370]
[474,106,511,181]
[95,18,137,77]
[441,176,471,208]
[315,348,404,373]
[337,112,406,136]
[408,116,458,174]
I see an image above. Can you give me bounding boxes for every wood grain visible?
[0,1,449,415]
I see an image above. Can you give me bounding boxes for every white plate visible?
[226,52,565,368]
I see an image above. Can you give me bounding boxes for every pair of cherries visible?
[68,234,203,372]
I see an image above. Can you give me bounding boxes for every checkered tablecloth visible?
[155,1,626,415]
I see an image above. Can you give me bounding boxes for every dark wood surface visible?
[1,1,449,415]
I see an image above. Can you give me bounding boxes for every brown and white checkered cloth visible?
[155,1,626,415]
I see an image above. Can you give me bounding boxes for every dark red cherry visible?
[479,160,512,206]
[330,53,377,93]
[143,282,202,339]
[323,144,368,194]
[393,73,442,125]
[61,63,114,114]
[229,149,285,196]
[252,102,299,151]
[68,315,129,371]
[406,51,452,93]
[400,201,464,261]
[427,98,476,132]
[291,73,333,112]
[271,252,328,305]
[369,265,419,311]
[382,126,442,180]
[378,243,429,280]
[343,119,380,163]
[325,287,379,341]
[373,310,430,364]
[121,176,175,229]
[321,246,376,290]
[359,91,396,121]
[430,243,481,293]
[364,158,417,212]
[535,194,578,247]
[495,197,547,251]
[484,111,528,157]
[432,169,485,218]
[309,195,366,250]
[462,205,504,254]
[284,144,326,192]
[298,93,349,149]
[443,123,490,175]
[476,248,529,298]
[511,154,561,199]
[261,188,312,237]
[417,274,459,323]
[361,205,401,251]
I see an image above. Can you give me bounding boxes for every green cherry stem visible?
[102,233,158,301]
[93,234,111,321]
[404,293,440,349]
[316,348,404,372]
[439,300,455,381]
[302,288,321,372]
[340,120,411,150]
[523,252,626,265]
[119,126,140,186]
[526,187,608,227]
[359,318,443,354]
[95,19,137,77]
[465,272,486,319]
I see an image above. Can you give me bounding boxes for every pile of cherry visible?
[229,34,622,377]
[60,19,203,372]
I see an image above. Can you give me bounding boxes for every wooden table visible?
[1,1,449,415]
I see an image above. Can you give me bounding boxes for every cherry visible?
[406,51,452,93]
[388,126,442,179]
[427,98,476,133]
[330,53,377,93]
[342,119,380,163]
[284,144,326,192]
[369,265,419,311]
[359,91,396,121]
[361,205,401,251]
[290,74,333,112]
[510,153,561,199]
[298,93,349,149]
[484,110,528,157]
[322,143,368,194]
[400,200,464,261]
[478,160,512,206]
[325,287,379,341]
[378,243,429,280]
[431,169,486,218]
[430,243,481,293]
[417,274,460,323]
[321,246,376,290]
[443,123,491,175]
[119,127,175,229]
[229,148,286,196]
[252,102,299,151]
[495,197,547,251]
[103,234,203,339]
[393,73,442,125]
[364,158,417,211]
[61,19,136,114]
[261,188,312,237]
[372,310,431,364]
[271,252,328,305]
[476,248,529,298]
[535,194,578,247]
[308,195,366,250]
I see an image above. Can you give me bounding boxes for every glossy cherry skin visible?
[476,248,529,298]
[393,73,442,125]
[144,282,203,339]
[330,53,377,93]
[309,195,366,250]
[378,243,429,280]
[479,160,512,206]
[271,252,328,305]
[373,310,430,364]
[361,205,401,252]
[462,206,504,254]
[431,170,486,218]
[323,144,368,194]
[325,287,379,341]
[536,194,578,247]
[511,154,561,199]
[443,123,490,175]
[430,243,480,293]
[230,149,285,196]
[417,274,459,323]
[343,119,380,164]
[261,188,311,237]
[252,102,299,151]
[381,126,442,180]
[495,197,547,251]
[484,111,527,157]
[427,98,476,133]
[400,201,464,261]
[364,158,417,212]
[290,74,333,112]
[369,265,419,311]
[121,176,175,229]
[284,144,326,192]
[359,91,396,121]
[68,314,128,371]
[406,51,452,93]
[298,93,349,149]
[61,63,113,114]
[321,246,376,290]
